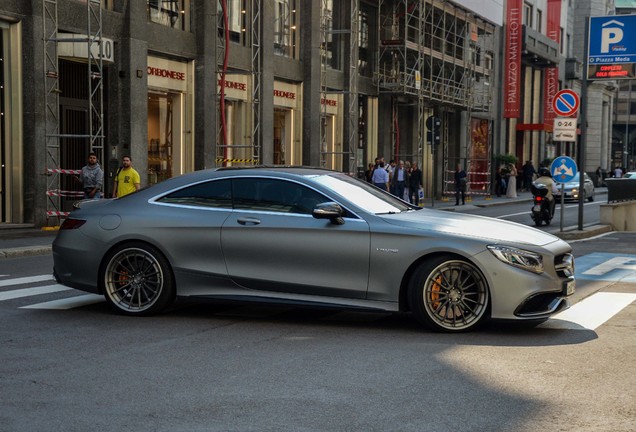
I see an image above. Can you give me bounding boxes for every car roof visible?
[135,166,342,196]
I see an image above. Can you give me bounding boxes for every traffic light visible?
[426,116,441,146]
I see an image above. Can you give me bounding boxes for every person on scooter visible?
[534,167,557,217]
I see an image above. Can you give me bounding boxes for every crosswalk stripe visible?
[541,292,636,330]
[20,294,104,310]
[0,284,71,301]
[0,274,54,287]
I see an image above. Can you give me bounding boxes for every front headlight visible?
[487,245,544,274]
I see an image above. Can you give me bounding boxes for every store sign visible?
[217,74,249,100]
[57,33,114,64]
[274,82,299,108]
[503,0,522,118]
[543,0,561,126]
[148,57,188,92]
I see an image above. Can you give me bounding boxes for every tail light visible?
[60,218,87,230]
[535,196,543,202]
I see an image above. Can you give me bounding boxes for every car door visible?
[221,177,371,299]
[152,178,233,279]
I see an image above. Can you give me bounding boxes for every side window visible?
[232,178,327,214]
[158,179,232,208]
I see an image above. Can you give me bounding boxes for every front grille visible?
[555,253,575,278]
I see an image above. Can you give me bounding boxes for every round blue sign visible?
[550,156,578,183]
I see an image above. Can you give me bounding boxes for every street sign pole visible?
[579,17,590,231]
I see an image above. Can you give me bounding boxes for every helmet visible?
[539,167,551,177]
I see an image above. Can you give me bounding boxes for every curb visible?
[551,225,613,241]
[0,245,53,259]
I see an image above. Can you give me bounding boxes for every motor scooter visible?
[530,183,553,226]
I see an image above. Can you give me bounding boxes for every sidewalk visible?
[0,187,611,259]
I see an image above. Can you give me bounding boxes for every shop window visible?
[358,4,377,77]
[148,91,180,184]
[218,0,248,45]
[322,0,341,70]
[148,0,191,31]
[274,0,298,58]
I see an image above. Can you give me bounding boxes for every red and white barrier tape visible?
[46,211,70,217]
[47,168,81,175]
[46,190,84,197]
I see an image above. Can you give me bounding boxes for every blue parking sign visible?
[589,15,636,64]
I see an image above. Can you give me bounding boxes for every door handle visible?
[237,217,261,226]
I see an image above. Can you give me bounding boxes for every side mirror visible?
[312,202,345,225]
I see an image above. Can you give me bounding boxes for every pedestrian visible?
[614,166,623,178]
[495,165,506,197]
[506,163,518,198]
[454,163,467,205]
[76,152,103,199]
[522,160,536,191]
[408,162,423,205]
[391,160,408,200]
[365,163,374,183]
[371,161,389,191]
[595,166,603,186]
[387,160,396,194]
[112,155,141,198]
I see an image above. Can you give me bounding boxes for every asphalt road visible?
[1,231,635,431]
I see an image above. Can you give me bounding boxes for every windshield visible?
[313,174,414,215]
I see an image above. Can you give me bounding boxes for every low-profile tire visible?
[101,242,175,316]
[409,255,490,332]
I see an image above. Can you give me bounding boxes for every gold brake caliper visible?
[430,275,443,309]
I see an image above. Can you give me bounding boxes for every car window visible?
[157,179,232,208]
[313,174,412,214]
[232,178,329,214]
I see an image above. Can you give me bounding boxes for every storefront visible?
[273,81,302,166]
[0,20,22,223]
[147,56,194,184]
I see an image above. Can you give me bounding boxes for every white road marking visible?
[541,292,636,330]
[20,294,104,310]
[495,201,601,219]
[0,284,71,301]
[0,274,54,287]
[582,257,636,276]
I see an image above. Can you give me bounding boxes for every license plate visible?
[563,280,576,296]
[532,204,541,212]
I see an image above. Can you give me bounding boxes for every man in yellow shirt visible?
[112,155,141,198]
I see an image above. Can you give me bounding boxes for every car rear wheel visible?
[409,256,489,332]
[102,242,175,315]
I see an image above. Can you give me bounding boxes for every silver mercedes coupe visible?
[53,167,575,332]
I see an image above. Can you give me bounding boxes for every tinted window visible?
[158,179,232,208]
[232,178,328,214]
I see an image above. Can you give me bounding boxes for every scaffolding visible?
[376,0,495,195]
[216,1,261,167]
[43,0,104,222]
[319,0,360,173]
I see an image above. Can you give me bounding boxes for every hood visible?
[382,208,560,246]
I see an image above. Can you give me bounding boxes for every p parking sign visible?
[588,15,636,80]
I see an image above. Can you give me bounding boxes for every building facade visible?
[0,1,618,227]
[499,0,616,182]
[614,0,636,172]
[1,0,501,227]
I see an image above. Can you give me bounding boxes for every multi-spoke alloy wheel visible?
[409,256,489,332]
[102,243,175,315]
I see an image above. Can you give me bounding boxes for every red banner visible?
[504,0,522,118]
[544,0,562,125]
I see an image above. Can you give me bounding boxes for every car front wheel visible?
[102,242,175,315]
[409,256,490,332]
